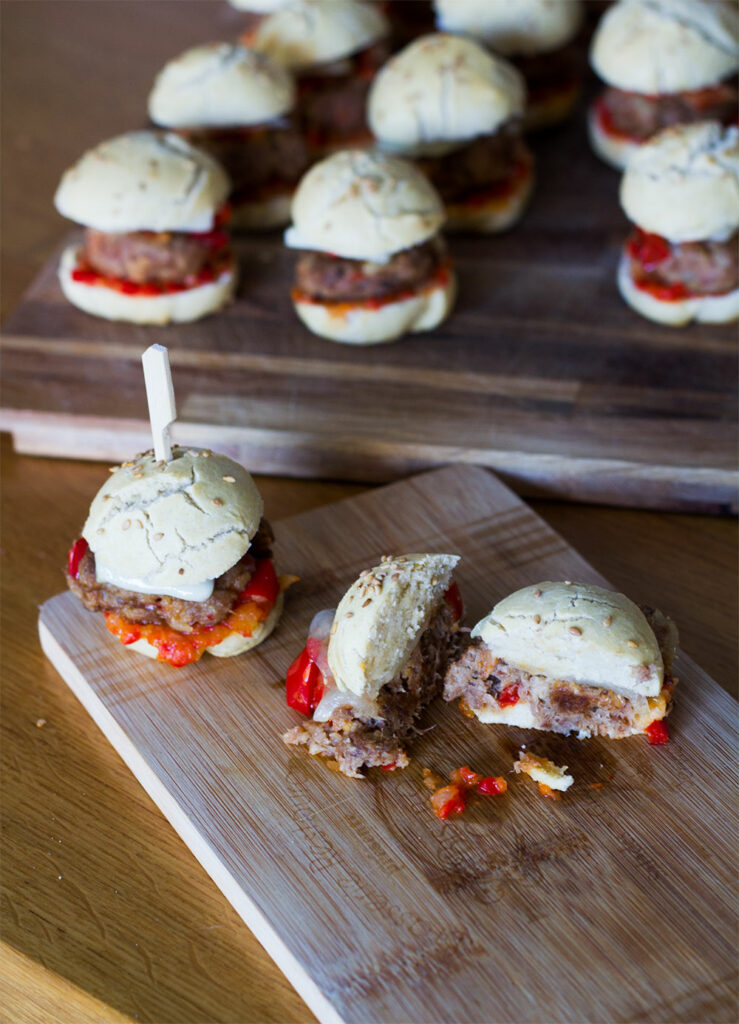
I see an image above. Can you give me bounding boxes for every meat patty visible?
[629,231,738,296]
[84,228,216,284]
[443,607,678,740]
[283,603,456,778]
[179,122,310,198]
[294,239,441,303]
[68,518,274,633]
[417,128,530,203]
[600,79,738,140]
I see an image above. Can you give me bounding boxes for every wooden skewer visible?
[142,344,176,463]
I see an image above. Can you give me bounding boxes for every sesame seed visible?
[360,570,370,578]
[103,494,111,501]
[122,520,131,530]
[188,450,199,457]
[569,626,582,636]
[202,451,211,457]
[533,588,542,597]
[627,639,638,649]
[154,532,164,541]
[603,616,612,627]
[222,475,235,483]
[97,528,105,534]
[533,614,541,624]
[564,580,573,586]
[212,498,224,507]
[345,612,353,618]
[178,568,185,575]
[362,598,372,607]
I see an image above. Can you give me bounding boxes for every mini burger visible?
[444,581,678,742]
[285,148,456,344]
[433,0,585,129]
[148,43,309,230]
[618,121,739,325]
[54,131,235,324]
[249,0,390,154]
[589,0,739,169]
[368,33,533,233]
[66,447,287,667]
[283,553,462,777]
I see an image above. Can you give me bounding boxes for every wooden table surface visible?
[1,4,736,1023]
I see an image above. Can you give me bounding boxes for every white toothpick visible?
[142,344,177,463]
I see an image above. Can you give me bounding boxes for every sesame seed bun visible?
[292,266,456,343]
[83,447,264,590]
[368,34,525,157]
[286,149,446,260]
[443,154,534,233]
[587,99,640,170]
[58,246,236,325]
[251,0,388,71]
[590,0,739,94]
[54,131,230,234]
[434,0,584,56]
[617,250,739,325]
[619,122,739,243]
[148,43,294,129]
[327,553,459,699]
[472,581,665,696]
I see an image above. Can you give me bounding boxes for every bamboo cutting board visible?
[2,112,737,513]
[39,466,735,1024]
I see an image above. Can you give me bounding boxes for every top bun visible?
[83,447,263,589]
[327,553,459,698]
[620,122,739,242]
[590,0,739,94]
[54,131,230,233]
[472,581,665,696]
[251,0,389,71]
[285,149,445,260]
[434,0,583,56]
[368,34,525,156]
[148,43,294,128]
[228,0,292,11]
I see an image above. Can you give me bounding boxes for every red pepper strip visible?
[67,537,88,578]
[443,581,463,622]
[626,228,672,271]
[430,784,467,819]
[477,775,507,796]
[285,646,324,716]
[498,684,520,708]
[646,720,669,745]
[240,557,279,606]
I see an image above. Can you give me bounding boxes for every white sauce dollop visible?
[95,563,215,603]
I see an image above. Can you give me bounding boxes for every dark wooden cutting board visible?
[3,109,737,512]
[39,465,736,1024]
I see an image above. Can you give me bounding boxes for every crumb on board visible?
[514,751,574,795]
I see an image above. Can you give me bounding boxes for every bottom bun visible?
[124,593,284,662]
[524,80,581,131]
[587,102,640,171]
[58,245,237,324]
[444,163,534,234]
[293,268,457,345]
[230,191,292,231]
[618,251,739,326]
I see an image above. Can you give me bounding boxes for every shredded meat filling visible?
[443,607,678,739]
[67,518,274,633]
[283,603,456,778]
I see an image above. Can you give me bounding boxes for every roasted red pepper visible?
[477,775,507,796]
[285,645,325,716]
[240,557,279,606]
[443,581,463,622]
[430,784,467,819]
[646,720,669,745]
[67,537,88,578]
[498,683,520,708]
[627,228,672,271]
[451,765,481,788]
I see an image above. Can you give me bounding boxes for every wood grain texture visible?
[2,68,737,511]
[38,466,737,1024]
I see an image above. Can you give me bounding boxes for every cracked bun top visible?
[472,581,665,696]
[54,131,231,233]
[368,34,525,156]
[82,447,263,588]
[620,122,739,242]
[327,553,459,698]
[148,43,295,128]
[285,149,445,260]
[590,0,739,94]
[434,0,584,56]
[251,0,389,71]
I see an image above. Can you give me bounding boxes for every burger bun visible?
[587,100,640,170]
[617,251,739,325]
[252,0,388,71]
[444,154,534,233]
